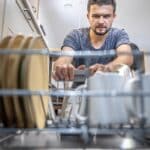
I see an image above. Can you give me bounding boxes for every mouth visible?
[95,27,106,32]
[96,26,106,29]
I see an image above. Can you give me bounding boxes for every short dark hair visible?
[87,0,116,13]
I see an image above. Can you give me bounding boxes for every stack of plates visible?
[0,35,54,128]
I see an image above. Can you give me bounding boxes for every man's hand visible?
[53,64,88,81]
[53,64,75,81]
[89,63,111,75]
[53,63,113,81]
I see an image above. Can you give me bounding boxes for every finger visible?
[62,65,69,81]
[77,65,86,70]
[55,65,64,80]
[104,66,110,72]
[52,71,59,81]
[89,64,98,75]
[68,64,75,80]
[97,64,105,72]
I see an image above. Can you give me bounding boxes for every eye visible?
[92,14,100,19]
[103,15,111,18]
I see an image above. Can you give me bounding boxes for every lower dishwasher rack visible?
[0,89,150,149]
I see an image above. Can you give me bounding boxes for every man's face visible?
[87,4,116,36]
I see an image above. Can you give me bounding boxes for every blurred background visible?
[0,0,150,71]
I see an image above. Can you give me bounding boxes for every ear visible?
[113,13,116,19]
[87,12,89,19]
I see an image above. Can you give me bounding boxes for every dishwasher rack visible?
[0,49,150,149]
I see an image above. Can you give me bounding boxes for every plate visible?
[2,35,25,127]
[18,36,35,128]
[20,37,51,128]
[0,36,12,126]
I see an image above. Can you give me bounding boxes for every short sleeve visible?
[115,29,130,48]
[61,29,80,50]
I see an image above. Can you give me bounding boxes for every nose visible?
[98,16,104,24]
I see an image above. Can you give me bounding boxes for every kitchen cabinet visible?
[0,0,5,39]
[28,0,40,18]
[2,0,37,38]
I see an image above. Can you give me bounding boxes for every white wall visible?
[0,0,5,39]
[114,0,150,51]
[114,0,150,72]
[39,0,150,71]
[2,0,37,37]
[39,0,88,48]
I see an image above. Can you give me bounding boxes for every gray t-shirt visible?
[62,27,130,67]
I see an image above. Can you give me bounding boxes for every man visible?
[53,0,133,81]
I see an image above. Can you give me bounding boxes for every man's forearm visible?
[54,56,73,69]
[105,55,133,71]
[105,44,133,71]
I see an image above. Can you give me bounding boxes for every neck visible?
[90,29,108,42]
[89,29,108,48]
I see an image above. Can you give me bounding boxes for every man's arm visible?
[89,44,133,73]
[54,47,73,67]
[104,44,133,71]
